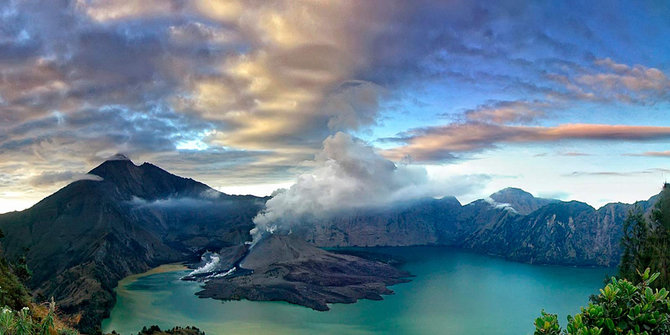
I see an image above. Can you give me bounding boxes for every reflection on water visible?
[102,247,612,335]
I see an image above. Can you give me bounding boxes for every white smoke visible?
[187,252,221,276]
[251,132,487,243]
[484,197,519,213]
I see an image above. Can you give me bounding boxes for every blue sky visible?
[1,0,670,213]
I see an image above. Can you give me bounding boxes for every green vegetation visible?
[535,184,670,334]
[0,230,30,312]
[620,184,670,287]
[0,302,77,335]
[535,269,670,334]
[1,228,78,335]
[2,227,204,335]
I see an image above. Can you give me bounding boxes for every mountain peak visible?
[88,156,138,179]
[106,153,131,162]
[490,187,534,201]
[87,157,215,201]
[489,187,555,215]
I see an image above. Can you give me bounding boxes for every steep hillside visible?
[0,157,264,333]
[464,198,656,266]
[0,230,31,311]
[306,196,464,247]
[309,188,657,267]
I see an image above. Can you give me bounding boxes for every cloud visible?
[1,0,669,213]
[564,168,670,177]
[324,81,385,131]
[554,58,670,104]
[251,132,488,242]
[127,196,217,209]
[384,123,670,162]
[560,152,592,157]
[76,0,185,22]
[463,100,551,124]
[28,171,102,187]
[624,151,670,158]
[168,1,396,152]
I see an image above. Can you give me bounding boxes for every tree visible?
[619,206,650,282]
[535,269,670,335]
[617,183,670,288]
[13,256,32,285]
[647,184,670,288]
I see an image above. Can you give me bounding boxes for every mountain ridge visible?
[0,157,661,332]
[0,157,265,332]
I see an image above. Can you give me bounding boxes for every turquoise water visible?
[102,247,612,335]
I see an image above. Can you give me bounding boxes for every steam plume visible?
[251,132,486,243]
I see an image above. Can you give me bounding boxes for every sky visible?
[1,0,670,214]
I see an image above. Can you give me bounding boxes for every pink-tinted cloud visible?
[384,123,670,162]
[554,58,670,104]
[464,100,550,124]
[625,151,670,157]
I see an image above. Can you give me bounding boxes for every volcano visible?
[0,156,266,332]
[194,234,411,311]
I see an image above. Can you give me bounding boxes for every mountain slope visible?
[463,196,657,266]
[306,196,464,247]
[308,188,657,267]
[0,157,264,333]
[489,187,556,215]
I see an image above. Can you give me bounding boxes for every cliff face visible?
[465,201,603,265]
[309,190,657,267]
[463,199,656,267]
[0,158,264,332]
[306,197,463,247]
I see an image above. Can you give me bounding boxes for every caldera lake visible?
[102,247,612,335]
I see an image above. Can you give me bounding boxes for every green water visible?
[102,247,612,335]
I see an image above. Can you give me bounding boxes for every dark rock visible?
[196,235,411,311]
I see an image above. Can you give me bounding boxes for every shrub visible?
[535,269,670,335]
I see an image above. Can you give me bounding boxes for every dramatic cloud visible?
[0,0,400,204]
[2,0,670,212]
[384,124,670,162]
[28,171,102,187]
[553,58,670,104]
[251,132,487,242]
[464,100,550,124]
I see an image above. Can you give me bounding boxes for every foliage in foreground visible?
[0,250,30,311]
[1,228,78,335]
[535,269,670,335]
[0,301,77,335]
[620,184,670,288]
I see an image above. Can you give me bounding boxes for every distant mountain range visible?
[309,187,656,267]
[0,157,659,332]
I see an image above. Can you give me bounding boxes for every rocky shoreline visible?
[192,235,411,311]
